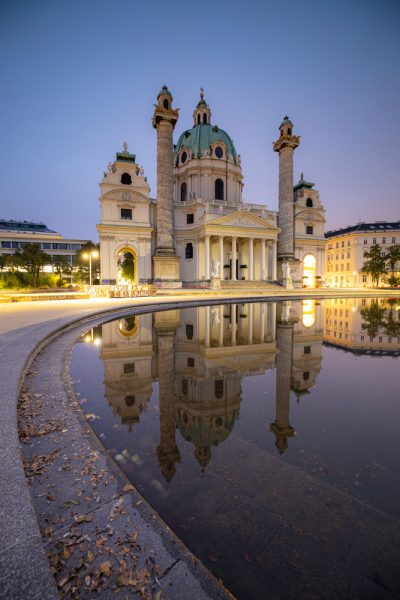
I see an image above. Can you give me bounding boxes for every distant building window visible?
[287,128,292,135]
[12,242,19,248]
[362,275,367,283]
[341,241,344,247]
[347,241,350,246]
[185,243,193,259]
[382,237,386,244]
[186,324,193,340]
[203,113,207,124]
[363,239,368,245]
[306,225,313,235]
[197,114,201,125]
[181,151,187,165]
[303,371,310,381]
[379,336,383,343]
[180,182,187,202]
[361,335,364,341]
[163,99,169,110]
[121,172,132,185]
[304,345,311,354]
[1,241,11,248]
[306,198,313,207]
[186,213,194,224]
[369,336,374,343]
[125,395,135,407]
[187,357,195,368]
[215,146,223,159]
[124,363,135,374]
[392,237,396,244]
[215,379,224,399]
[215,178,224,200]
[182,379,188,395]
[121,208,132,220]
[52,243,59,249]
[336,242,339,248]
[372,237,376,244]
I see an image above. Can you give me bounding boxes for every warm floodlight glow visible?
[84,335,91,343]
[82,253,89,259]
[302,299,315,328]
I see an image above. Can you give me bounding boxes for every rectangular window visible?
[185,243,193,259]
[306,225,314,235]
[215,379,224,399]
[186,213,194,224]
[372,237,376,244]
[379,336,383,343]
[370,336,374,342]
[361,299,366,306]
[361,335,364,341]
[336,242,339,248]
[362,275,367,283]
[347,241,350,246]
[187,357,195,368]
[186,324,194,340]
[182,379,188,395]
[123,363,135,374]
[121,208,132,220]
[304,345,311,354]
[42,243,51,249]
[58,243,68,250]
[392,237,396,244]
[382,237,386,244]
[363,239,368,245]
[388,337,392,343]
[341,241,344,247]
[70,244,81,250]
[1,241,11,248]
[12,241,19,248]
[346,263,350,271]
[52,243,59,249]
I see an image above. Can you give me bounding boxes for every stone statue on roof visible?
[123,141,128,153]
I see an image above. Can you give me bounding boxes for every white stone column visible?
[219,305,224,346]
[205,235,210,280]
[205,305,210,347]
[248,302,254,344]
[272,240,277,280]
[231,303,237,345]
[249,238,254,280]
[260,302,265,342]
[261,239,266,281]
[219,236,224,279]
[231,237,237,281]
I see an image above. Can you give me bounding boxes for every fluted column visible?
[260,302,265,342]
[260,239,266,281]
[248,302,254,344]
[205,305,210,347]
[205,235,210,280]
[231,304,237,345]
[219,236,224,279]
[219,305,224,346]
[249,238,254,280]
[231,237,237,281]
[272,241,277,280]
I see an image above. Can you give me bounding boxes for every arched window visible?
[185,243,193,259]
[215,178,224,200]
[303,372,310,382]
[163,99,169,109]
[203,113,207,124]
[215,379,224,399]
[306,198,313,207]
[180,182,187,202]
[121,172,132,185]
[197,114,201,125]
[287,128,292,136]
[125,395,135,407]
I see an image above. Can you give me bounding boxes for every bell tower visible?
[273,116,300,287]
[152,85,182,287]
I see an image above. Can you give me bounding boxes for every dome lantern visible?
[193,87,212,126]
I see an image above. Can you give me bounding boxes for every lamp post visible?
[83,250,99,286]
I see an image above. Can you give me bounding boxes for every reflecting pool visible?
[71,298,400,600]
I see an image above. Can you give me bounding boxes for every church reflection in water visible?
[79,299,330,481]
[80,298,399,479]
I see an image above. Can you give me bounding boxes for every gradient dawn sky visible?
[1,0,399,241]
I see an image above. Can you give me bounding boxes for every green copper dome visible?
[280,115,293,128]
[174,123,238,163]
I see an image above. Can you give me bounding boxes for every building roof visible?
[0,219,57,234]
[325,221,400,239]
[174,123,238,162]
[293,173,315,191]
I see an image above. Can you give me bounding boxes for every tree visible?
[75,241,100,283]
[362,244,386,287]
[52,255,71,286]
[119,252,135,281]
[385,244,400,287]
[360,300,386,338]
[19,243,50,287]
[0,255,11,272]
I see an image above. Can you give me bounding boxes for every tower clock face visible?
[181,151,187,164]
[215,146,223,158]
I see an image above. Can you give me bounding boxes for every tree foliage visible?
[362,244,386,287]
[361,299,400,338]
[119,252,135,281]
[19,243,50,287]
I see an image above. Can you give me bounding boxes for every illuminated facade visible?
[325,221,400,288]
[97,88,326,289]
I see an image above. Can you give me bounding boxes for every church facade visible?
[97,87,325,289]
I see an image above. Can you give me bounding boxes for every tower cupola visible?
[157,84,173,111]
[279,115,294,138]
[193,88,212,126]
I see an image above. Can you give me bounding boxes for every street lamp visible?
[83,250,99,286]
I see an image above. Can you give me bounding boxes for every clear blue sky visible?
[1,0,399,240]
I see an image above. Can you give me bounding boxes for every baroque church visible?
[97,86,325,289]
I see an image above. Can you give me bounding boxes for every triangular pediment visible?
[207,210,278,230]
